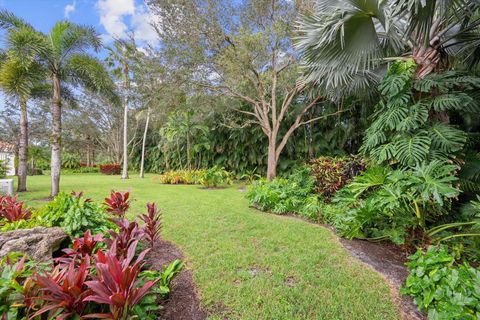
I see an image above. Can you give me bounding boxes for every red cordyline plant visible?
[57,230,104,265]
[83,241,157,320]
[32,259,92,319]
[140,202,162,248]
[104,218,144,259]
[0,195,31,222]
[104,191,130,216]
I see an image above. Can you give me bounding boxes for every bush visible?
[99,163,121,175]
[199,166,232,188]
[159,169,204,184]
[309,156,366,201]
[401,246,480,319]
[62,166,99,174]
[332,161,460,244]
[62,153,81,169]
[27,167,43,175]
[36,192,113,237]
[246,166,321,220]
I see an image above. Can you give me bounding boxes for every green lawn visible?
[15,173,401,320]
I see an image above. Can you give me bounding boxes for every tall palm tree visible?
[0,10,116,196]
[0,26,46,192]
[295,0,480,95]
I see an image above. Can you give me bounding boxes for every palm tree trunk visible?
[139,108,150,178]
[186,133,191,171]
[17,96,28,192]
[50,73,62,197]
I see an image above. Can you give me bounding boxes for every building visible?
[0,141,15,176]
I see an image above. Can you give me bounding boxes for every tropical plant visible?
[37,192,112,237]
[140,202,162,248]
[199,166,232,188]
[360,60,477,168]
[0,254,32,319]
[247,166,322,220]
[84,241,158,320]
[309,156,366,200]
[296,0,480,95]
[159,170,204,185]
[61,152,81,169]
[0,10,116,196]
[104,190,130,217]
[0,26,46,192]
[104,218,144,259]
[0,160,6,178]
[333,161,460,244]
[401,246,480,319]
[0,195,31,223]
[32,259,92,319]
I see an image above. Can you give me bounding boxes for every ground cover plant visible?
[16,173,401,319]
[0,189,183,319]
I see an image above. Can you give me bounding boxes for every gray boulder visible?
[0,227,67,262]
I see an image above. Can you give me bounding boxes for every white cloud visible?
[96,0,159,45]
[64,0,76,19]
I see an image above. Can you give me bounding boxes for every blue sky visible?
[0,0,158,54]
[0,0,158,110]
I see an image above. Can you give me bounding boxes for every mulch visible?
[338,238,425,320]
[146,239,207,320]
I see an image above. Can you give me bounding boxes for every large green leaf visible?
[393,132,431,166]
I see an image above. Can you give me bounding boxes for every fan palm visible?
[0,10,116,196]
[0,26,46,192]
[295,0,480,95]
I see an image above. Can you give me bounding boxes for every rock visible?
[0,227,67,262]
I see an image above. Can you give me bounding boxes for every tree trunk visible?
[121,51,130,179]
[50,73,62,197]
[266,137,277,180]
[17,96,28,192]
[139,108,150,179]
[186,133,191,171]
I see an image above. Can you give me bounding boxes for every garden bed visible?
[147,239,206,320]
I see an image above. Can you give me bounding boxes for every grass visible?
[16,173,401,320]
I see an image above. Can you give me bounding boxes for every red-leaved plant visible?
[83,241,157,320]
[140,202,162,248]
[32,259,91,319]
[58,230,104,265]
[0,195,32,222]
[104,191,130,216]
[104,218,144,258]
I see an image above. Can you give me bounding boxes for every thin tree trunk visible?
[17,96,28,192]
[139,108,150,178]
[186,133,191,171]
[50,73,62,197]
[266,137,277,180]
[121,50,130,179]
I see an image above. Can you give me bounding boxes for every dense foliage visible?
[401,246,480,319]
[99,164,121,175]
[247,167,321,220]
[309,156,365,201]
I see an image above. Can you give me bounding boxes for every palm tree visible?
[0,10,115,196]
[0,26,46,192]
[295,0,480,95]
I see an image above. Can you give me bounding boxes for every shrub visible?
[199,166,232,188]
[247,166,321,220]
[62,153,81,169]
[159,169,204,184]
[100,163,121,175]
[36,192,113,237]
[62,166,99,174]
[104,190,131,216]
[0,195,31,223]
[333,161,460,244]
[27,167,43,176]
[0,160,7,178]
[401,246,480,319]
[309,156,366,201]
